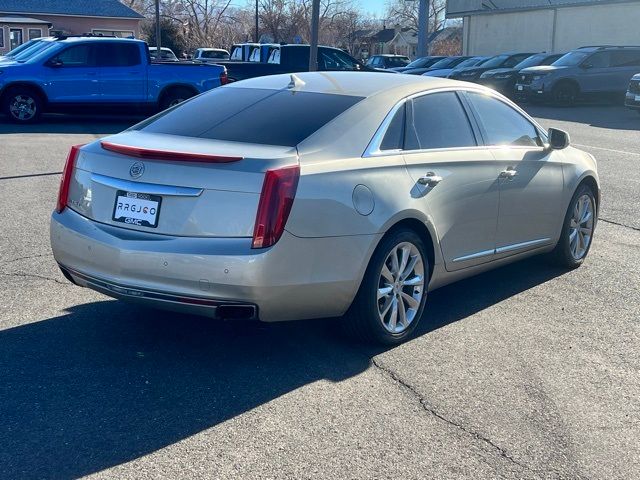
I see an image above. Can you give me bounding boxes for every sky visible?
[230,0,389,19]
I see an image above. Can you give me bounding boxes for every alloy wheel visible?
[9,94,37,121]
[569,194,594,260]
[377,242,425,334]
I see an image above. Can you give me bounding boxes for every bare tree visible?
[385,0,446,33]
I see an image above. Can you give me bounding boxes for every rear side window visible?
[136,87,363,147]
[380,104,405,151]
[585,51,610,68]
[406,92,477,150]
[611,50,640,67]
[96,43,140,66]
[466,92,541,147]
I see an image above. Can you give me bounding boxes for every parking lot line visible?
[573,143,640,156]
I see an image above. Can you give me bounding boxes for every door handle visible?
[499,167,518,179]
[417,172,443,187]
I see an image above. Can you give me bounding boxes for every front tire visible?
[2,87,43,123]
[551,184,597,268]
[345,228,429,345]
[552,81,579,106]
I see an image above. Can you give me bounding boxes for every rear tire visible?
[2,86,43,123]
[552,81,579,106]
[344,228,429,345]
[551,184,597,268]
[159,87,195,111]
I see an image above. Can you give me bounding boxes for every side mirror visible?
[548,128,570,150]
[47,58,63,68]
[581,62,593,69]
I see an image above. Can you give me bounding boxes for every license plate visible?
[517,85,524,91]
[635,94,640,102]
[112,190,162,228]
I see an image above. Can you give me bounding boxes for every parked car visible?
[448,52,536,81]
[516,46,640,105]
[624,73,640,113]
[422,56,489,78]
[194,48,230,61]
[50,72,599,345]
[478,52,564,96]
[149,47,179,62]
[0,37,228,123]
[217,45,376,82]
[390,56,445,73]
[365,54,410,70]
[401,56,471,76]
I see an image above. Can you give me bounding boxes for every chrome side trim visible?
[452,249,495,263]
[495,238,551,254]
[453,238,551,263]
[91,172,203,197]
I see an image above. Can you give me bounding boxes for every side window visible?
[319,49,358,71]
[380,103,405,151]
[584,51,610,68]
[51,44,94,66]
[466,92,541,147]
[611,50,640,67]
[504,55,527,68]
[97,43,140,67]
[406,92,477,150]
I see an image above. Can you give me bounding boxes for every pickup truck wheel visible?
[160,87,194,110]
[2,87,43,123]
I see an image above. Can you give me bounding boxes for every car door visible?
[401,91,501,271]
[96,42,146,103]
[464,91,564,258]
[578,51,614,93]
[43,43,99,103]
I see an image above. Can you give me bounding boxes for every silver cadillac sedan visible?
[50,72,599,344]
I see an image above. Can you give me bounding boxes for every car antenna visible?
[288,74,305,89]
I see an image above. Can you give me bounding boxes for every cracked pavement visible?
[0,107,639,479]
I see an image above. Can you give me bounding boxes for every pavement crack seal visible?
[0,271,69,286]
[599,218,640,232]
[370,356,539,475]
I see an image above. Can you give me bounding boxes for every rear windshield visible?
[134,87,364,147]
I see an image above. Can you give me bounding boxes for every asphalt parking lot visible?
[0,105,638,479]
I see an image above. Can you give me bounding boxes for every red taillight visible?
[56,144,83,213]
[252,165,300,249]
[220,70,229,85]
[101,141,243,163]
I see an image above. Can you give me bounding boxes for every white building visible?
[446,0,640,55]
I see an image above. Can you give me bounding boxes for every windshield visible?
[552,51,590,66]
[428,57,461,69]
[14,41,56,62]
[512,54,547,70]
[4,39,40,57]
[386,57,409,67]
[478,54,509,69]
[453,57,485,70]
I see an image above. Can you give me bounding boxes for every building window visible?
[0,28,4,48]
[28,28,42,40]
[92,29,134,38]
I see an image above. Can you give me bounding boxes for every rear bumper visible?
[51,208,381,322]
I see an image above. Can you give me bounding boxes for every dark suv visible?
[365,54,410,70]
[516,45,640,105]
[625,74,640,113]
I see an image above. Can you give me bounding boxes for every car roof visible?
[60,36,141,44]
[227,71,473,98]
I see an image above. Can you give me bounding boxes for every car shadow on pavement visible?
[0,256,567,479]
[0,114,140,135]
[521,103,639,130]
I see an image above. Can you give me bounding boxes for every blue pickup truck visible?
[0,36,228,123]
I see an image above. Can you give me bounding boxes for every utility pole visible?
[155,0,161,55]
[255,0,259,42]
[417,0,429,58]
[309,0,320,71]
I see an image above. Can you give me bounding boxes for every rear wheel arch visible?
[158,84,198,109]
[384,218,436,281]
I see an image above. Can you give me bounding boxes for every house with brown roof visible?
[0,0,143,54]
